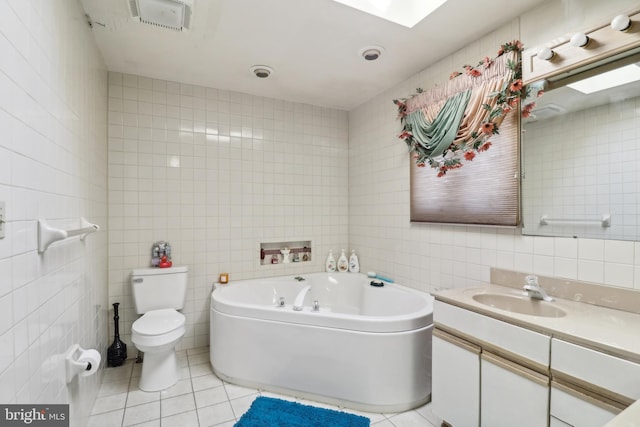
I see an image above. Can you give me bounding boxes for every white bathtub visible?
[209,272,433,412]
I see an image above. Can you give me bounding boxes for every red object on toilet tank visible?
[159,255,173,268]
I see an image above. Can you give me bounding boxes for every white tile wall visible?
[107,74,349,355]
[347,17,640,293]
[0,0,108,425]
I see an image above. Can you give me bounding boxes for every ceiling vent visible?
[129,0,193,31]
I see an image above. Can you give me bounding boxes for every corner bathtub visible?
[209,272,433,412]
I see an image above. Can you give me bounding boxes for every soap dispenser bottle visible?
[349,250,360,273]
[325,250,336,272]
[337,249,349,272]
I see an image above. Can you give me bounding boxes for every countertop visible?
[434,284,640,364]
[434,283,640,427]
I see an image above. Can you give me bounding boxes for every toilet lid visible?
[132,309,185,336]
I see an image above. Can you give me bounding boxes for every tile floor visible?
[88,347,437,427]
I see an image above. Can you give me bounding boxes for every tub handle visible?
[312,300,320,311]
[277,297,286,307]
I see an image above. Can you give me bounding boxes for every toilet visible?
[131,266,188,391]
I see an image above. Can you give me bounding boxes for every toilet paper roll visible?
[78,349,101,377]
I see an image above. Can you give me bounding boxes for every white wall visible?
[106,74,349,354]
[348,1,640,294]
[0,0,108,425]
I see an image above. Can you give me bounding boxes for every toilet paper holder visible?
[65,344,101,383]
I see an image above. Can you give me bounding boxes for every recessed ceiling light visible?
[567,64,640,94]
[360,46,384,61]
[332,0,448,28]
[250,65,273,78]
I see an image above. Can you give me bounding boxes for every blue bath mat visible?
[234,396,370,427]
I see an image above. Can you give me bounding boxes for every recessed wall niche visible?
[260,241,312,265]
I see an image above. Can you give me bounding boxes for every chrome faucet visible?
[293,285,312,311]
[523,275,553,302]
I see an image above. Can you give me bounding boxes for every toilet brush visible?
[107,302,127,367]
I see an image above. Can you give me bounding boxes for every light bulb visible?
[537,46,555,61]
[570,32,590,48]
[611,14,631,32]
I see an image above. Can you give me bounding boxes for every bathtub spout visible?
[292,285,312,311]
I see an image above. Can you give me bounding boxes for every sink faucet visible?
[293,285,312,311]
[523,275,554,302]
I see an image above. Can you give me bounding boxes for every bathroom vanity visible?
[432,274,640,427]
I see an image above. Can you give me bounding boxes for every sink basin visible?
[472,293,567,318]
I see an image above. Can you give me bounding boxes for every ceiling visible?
[80,0,547,110]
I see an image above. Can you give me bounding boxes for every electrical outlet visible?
[0,201,4,239]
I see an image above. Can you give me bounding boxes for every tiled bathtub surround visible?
[0,0,108,425]
[107,75,349,355]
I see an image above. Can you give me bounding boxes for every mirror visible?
[521,52,640,240]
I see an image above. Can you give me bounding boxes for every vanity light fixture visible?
[570,32,590,48]
[537,46,555,61]
[610,14,632,32]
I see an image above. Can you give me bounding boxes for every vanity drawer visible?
[434,300,550,368]
[551,338,640,403]
[550,381,621,427]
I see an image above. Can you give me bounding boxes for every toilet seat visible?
[132,309,185,336]
[131,308,186,351]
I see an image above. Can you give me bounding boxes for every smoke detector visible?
[250,65,274,79]
[129,0,193,31]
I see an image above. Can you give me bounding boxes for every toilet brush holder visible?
[107,302,127,366]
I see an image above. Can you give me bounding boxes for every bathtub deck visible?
[88,346,439,426]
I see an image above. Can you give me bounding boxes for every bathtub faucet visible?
[293,285,312,311]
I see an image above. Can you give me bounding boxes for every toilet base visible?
[138,348,179,391]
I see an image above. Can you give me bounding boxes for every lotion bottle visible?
[325,250,336,272]
[337,249,349,272]
[349,250,360,273]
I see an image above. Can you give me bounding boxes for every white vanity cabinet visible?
[432,329,480,426]
[549,338,636,426]
[481,352,549,427]
[432,300,551,427]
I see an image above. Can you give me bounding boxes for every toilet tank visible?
[131,266,188,314]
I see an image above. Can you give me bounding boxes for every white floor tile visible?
[194,386,228,408]
[98,379,130,397]
[228,393,259,419]
[371,420,395,427]
[189,362,213,377]
[160,378,193,399]
[161,409,199,427]
[223,383,256,400]
[91,392,128,415]
[191,373,224,392]
[196,401,235,425]
[161,393,196,417]
[122,400,160,426]
[126,389,160,407]
[87,409,124,427]
[386,409,434,427]
[90,346,429,426]
[188,352,210,366]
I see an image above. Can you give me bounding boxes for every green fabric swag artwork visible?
[394,40,536,177]
[403,89,471,159]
